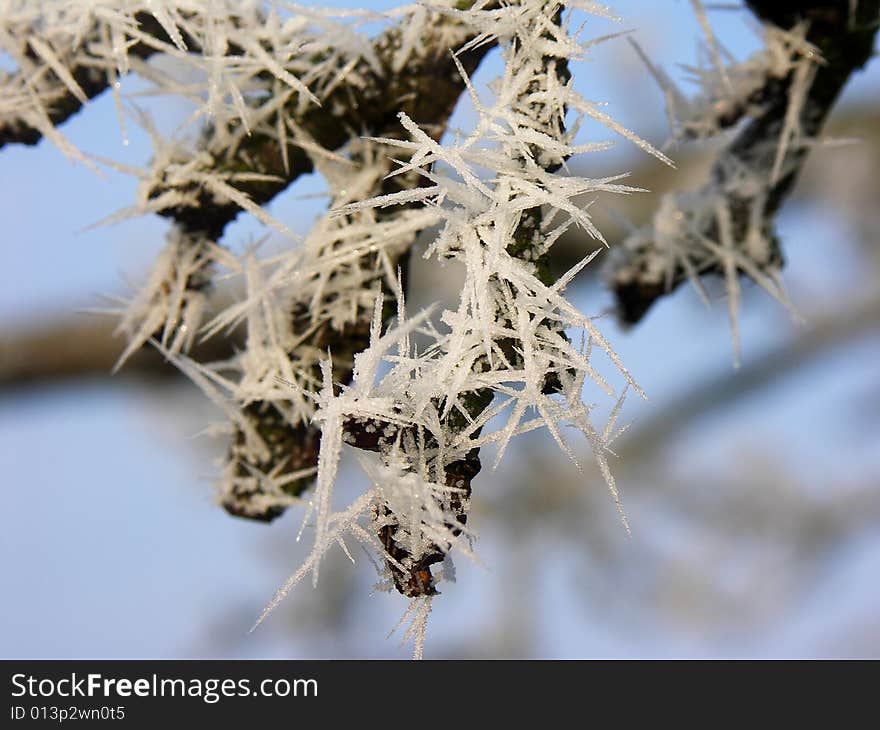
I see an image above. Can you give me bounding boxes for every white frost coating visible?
[631,11,820,143]
[610,4,814,359]
[114,229,218,368]
[252,0,659,639]
[0,0,384,151]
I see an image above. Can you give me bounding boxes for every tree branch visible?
[607,0,879,324]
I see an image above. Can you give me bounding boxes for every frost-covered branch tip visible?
[606,0,879,350]
[269,0,653,609]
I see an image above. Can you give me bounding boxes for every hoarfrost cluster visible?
[253,0,665,640]
[606,0,830,359]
